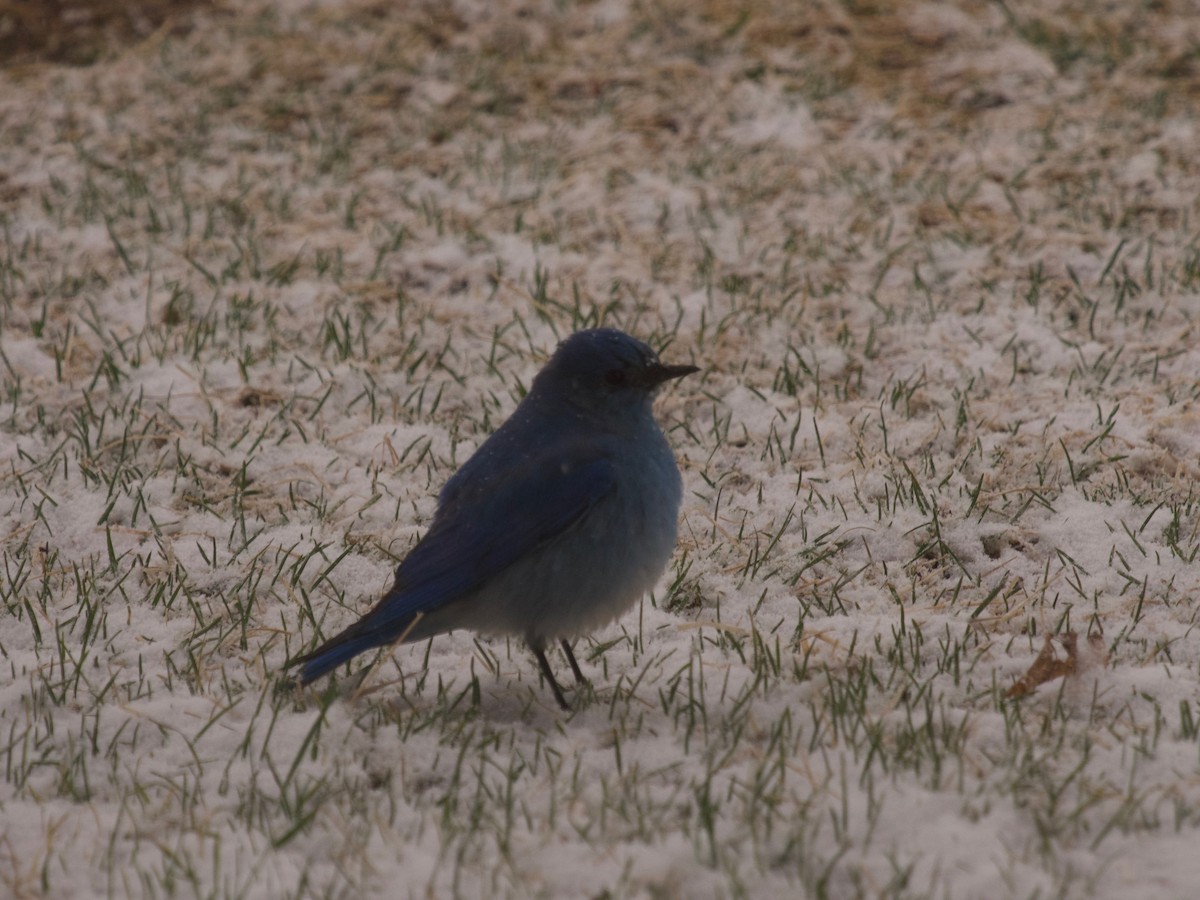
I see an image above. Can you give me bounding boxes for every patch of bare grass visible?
[0,0,212,66]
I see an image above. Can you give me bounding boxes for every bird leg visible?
[532,644,571,711]
[560,639,589,685]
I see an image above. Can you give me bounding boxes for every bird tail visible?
[289,603,427,685]
[290,626,381,685]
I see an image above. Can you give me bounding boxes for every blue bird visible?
[289,328,697,709]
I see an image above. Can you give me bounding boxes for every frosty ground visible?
[2,0,1200,897]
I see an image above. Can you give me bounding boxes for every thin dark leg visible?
[560,639,588,686]
[532,644,571,711]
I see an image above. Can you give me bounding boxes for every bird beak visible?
[642,362,700,388]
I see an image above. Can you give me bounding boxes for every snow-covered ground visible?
[2,1,1200,897]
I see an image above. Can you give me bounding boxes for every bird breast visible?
[452,422,683,643]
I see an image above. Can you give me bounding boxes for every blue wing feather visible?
[293,449,615,683]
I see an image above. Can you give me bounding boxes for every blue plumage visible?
[289,328,696,708]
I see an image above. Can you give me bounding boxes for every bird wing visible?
[391,449,617,615]
[293,447,616,682]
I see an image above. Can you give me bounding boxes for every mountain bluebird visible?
[290,327,697,709]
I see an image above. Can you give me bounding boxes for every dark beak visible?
[641,361,700,388]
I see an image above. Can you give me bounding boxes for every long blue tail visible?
[290,604,419,684]
[293,630,386,684]
[289,540,466,684]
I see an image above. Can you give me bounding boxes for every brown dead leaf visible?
[1006,631,1108,699]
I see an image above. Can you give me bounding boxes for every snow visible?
[2,0,1200,898]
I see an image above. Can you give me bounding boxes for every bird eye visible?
[605,369,626,386]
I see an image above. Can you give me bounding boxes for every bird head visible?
[533,328,698,410]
